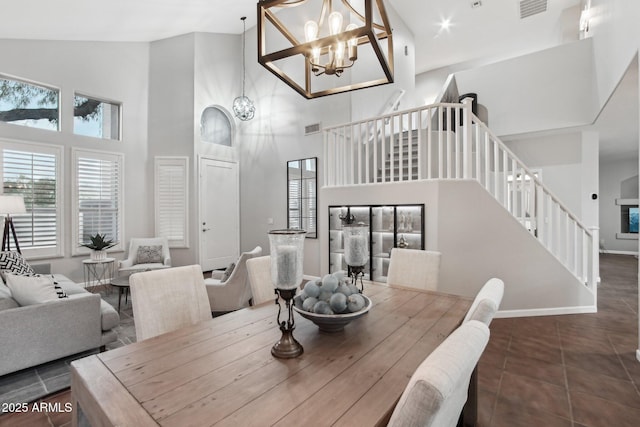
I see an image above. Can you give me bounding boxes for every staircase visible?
[323,101,598,293]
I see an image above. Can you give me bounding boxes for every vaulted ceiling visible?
[1,0,636,158]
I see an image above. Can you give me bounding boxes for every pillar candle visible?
[276,245,299,289]
[346,235,367,266]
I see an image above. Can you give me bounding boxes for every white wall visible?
[0,39,150,283]
[600,156,639,254]
[454,39,598,137]
[148,34,197,267]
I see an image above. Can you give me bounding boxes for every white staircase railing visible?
[323,101,598,292]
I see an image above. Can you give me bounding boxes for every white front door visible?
[199,157,239,271]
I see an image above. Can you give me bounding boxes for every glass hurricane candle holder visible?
[343,223,368,292]
[268,229,306,358]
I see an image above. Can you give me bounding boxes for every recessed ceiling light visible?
[471,0,482,8]
[440,18,451,31]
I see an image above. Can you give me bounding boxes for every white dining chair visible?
[463,277,505,325]
[387,248,441,291]
[130,265,211,341]
[387,320,490,427]
[246,255,275,306]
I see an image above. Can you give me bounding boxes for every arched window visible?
[200,106,233,146]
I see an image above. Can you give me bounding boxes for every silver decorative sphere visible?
[233,95,255,121]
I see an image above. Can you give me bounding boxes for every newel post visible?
[461,98,473,179]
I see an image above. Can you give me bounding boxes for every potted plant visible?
[81,233,117,261]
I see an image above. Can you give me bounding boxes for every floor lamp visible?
[0,195,26,254]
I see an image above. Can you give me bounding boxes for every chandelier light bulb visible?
[328,11,343,35]
[304,21,319,42]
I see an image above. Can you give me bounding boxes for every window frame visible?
[0,73,61,132]
[0,138,64,259]
[71,147,124,256]
[73,92,122,141]
[155,156,189,248]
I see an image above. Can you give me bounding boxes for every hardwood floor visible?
[0,253,637,427]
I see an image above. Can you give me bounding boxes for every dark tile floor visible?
[0,254,637,427]
[478,253,640,427]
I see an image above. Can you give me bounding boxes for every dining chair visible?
[463,277,505,326]
[204,246,262,312]
[246,255,275,306]
[387,320,490,427]
[387,248,441,291]
[129,265,211,341]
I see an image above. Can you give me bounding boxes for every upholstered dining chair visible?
[246,255,275,306]
[463,277,505,326]
[119,237,171,274]
[387,320,490,427]
[387,248,441,291]
[205,246,262,312]
[129,265,212,341]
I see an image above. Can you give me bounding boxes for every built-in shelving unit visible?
[329,204,425,282]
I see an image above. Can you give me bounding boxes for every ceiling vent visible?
[520,0,547,19]
[304,123,321,136]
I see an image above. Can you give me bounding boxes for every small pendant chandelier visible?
[233,16,255,121]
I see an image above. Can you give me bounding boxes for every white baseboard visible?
[600,249,639,255]
[494,305,597,318]
[636,349,640,363]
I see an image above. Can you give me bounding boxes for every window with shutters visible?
[155,157,188,248]
[72,148,123,255]
[0,139,63,258]
[287,157,317,238]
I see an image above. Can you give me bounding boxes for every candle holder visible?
[343,224,369,293]
[269,229,306,359]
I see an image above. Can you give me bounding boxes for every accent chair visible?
[205,246,262,312]
[119,237,171,274]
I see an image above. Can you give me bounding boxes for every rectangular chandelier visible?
[258,0,394,99]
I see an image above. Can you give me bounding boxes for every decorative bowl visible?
[293,295,372,332]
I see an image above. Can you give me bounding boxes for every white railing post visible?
[589,226,599,294]
[462,97,473,179]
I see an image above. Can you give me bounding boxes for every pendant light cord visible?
[241,16,247,97]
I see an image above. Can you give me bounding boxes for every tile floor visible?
[0,253,637,427]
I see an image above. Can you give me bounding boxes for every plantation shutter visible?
[74,150,122,249]
[1,147,60,256]
[155,157,188,248]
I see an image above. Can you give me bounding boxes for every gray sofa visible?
[0,271,119,377]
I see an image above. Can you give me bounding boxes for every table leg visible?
[118,287,123,312]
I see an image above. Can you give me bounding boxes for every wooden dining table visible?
[70,281,474,427]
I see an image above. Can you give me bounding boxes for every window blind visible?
[74,150,122,249]
[155,157,188,248]
[2,148,59,254]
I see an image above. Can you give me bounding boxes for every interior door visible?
[199,158,239,271]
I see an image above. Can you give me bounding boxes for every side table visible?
[111,276,130,312]
[82,258,115,289]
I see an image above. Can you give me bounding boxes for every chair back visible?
[387,248,441,291]
[130,265,211,341]
[246,256,274,306]
[387,320,490,427]
[463,278,504,325]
